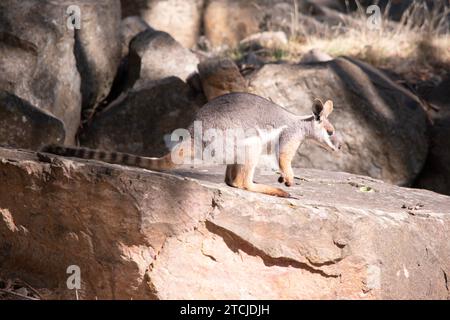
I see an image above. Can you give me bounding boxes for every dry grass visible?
[228,1,450,83]
[291,31,449,79]
[291,1,450,80]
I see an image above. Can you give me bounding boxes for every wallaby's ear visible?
[321,100,334,118]
[312,99,323,120]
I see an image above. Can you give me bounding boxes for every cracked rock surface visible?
[0,147,449,299]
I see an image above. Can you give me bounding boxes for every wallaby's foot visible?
[244,183,291,198]
[224,158,291,197]
[226,180,290,198]
[278,175,294,187]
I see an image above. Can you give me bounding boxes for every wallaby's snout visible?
[330,132,342,151]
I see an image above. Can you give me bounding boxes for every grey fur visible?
[188,92,310,135]
[186,92,334,152]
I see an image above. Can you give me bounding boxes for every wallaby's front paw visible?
[284,180,293,187]
[278,175,293,187]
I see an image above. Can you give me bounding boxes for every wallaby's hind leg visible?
[225,164,245,188]
[224,145,290,198]
[243,159,291,198]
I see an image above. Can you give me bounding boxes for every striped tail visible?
[41,145,175,171]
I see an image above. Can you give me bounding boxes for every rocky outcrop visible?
[204,0,263,47]
[125,29,199,89]
[248,57,429,186]
[103,17,152,106]
[198,58,248,101]
[414,78,450,196]
[74,0,122,114]
[0,0,81,145]
[0,0,123,143]
[118,0,420,49]
[80,77,204,157]
[1,147,449,299]
[0,91,65,150]
[120,16,152,57]
[121,0,204,48]
[414,117,450,196]
[120,0,146,17]
[140,0,204,49]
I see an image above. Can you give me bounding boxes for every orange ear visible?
[321,100,333,118]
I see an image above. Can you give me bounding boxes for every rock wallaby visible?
[42,93,341,198]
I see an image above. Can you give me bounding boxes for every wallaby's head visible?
[310,99,341,152]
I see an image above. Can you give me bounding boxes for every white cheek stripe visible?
[322,130,336,149]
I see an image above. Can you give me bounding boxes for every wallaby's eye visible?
[327,130,334,136]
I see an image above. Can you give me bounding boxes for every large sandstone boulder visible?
[103,17,152,106]
[141,0,204,49]
[0,0,123,143]
[120,16,152,57]
[414,117,450,196]
[120,0,204,48]
[0,91,65,150]
[80,77,204,157]
[1,147,449,299]
[198,57,248,101]
[74,0,122,114]
[414,77,450,196]
[248,57,429,186]
[204,0,263,47]
[0,0,81,145]
[120,0,146,17]
[125,29,199,90]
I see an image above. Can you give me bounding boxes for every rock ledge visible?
[0,147,449,299]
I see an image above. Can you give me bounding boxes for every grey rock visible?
[74,0,122,114]
[248,57,429,186]
[0,0,82,144]
[121,0,204,48]
[120,16,152,58]
[414,116,450,196]
[198,57,247,101]
[142,0,204,49]
[0,91,65,150]
[80,77,203,157]
[125,29,199,89]
[414,76,450,196]
[120,0,146,17]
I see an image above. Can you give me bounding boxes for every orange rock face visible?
[1,147,450,299]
